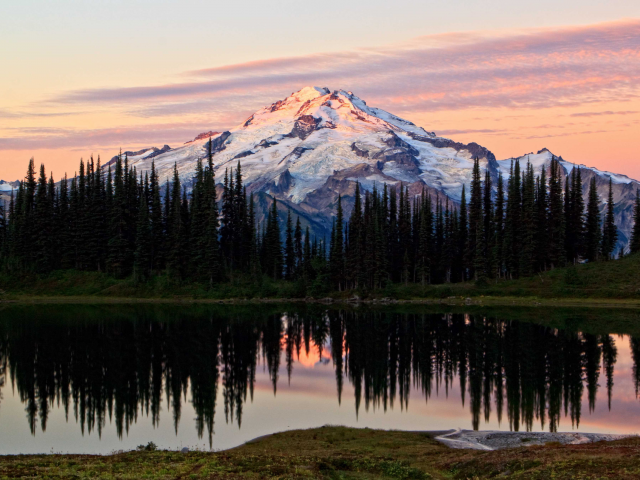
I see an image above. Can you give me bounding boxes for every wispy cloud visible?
[0,109,82,119]
[570,110,638,117]
[41,19,640,125]
[0,122,219,151]
[5,19,640,154]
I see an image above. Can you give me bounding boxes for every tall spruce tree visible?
[329,195,345,290]
[547,157,565,269]
[519,162,536,277]
[601,178,618,260]
[458,185,468,281]
[467,158,483,279]
[493,172,505,278]
[133,194,152,282]
[284,209,295,280]
[483,169,494,279]
[294,217,303,278]
[585,176,602,262]
[630,189,640,254]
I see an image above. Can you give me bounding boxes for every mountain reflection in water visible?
[0,305,639,451]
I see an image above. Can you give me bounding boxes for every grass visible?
[3,253,640,305]
[1,426,639,479]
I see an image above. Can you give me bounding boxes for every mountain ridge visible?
[1,86,637,250]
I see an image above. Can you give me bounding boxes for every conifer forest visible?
[0,137,636,293]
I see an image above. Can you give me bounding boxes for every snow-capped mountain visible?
[114,86,503,238]
[2,86,638,249]
[0,180,18,192]
[109,86,636,249]
[0,180,18,207]
[497,148,639,248]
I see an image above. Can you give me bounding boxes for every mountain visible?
[0,180,18,207]
[107,86,503,239]
[2,86,638,250]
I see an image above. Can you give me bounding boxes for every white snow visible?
[0,181,17,192]
[111,86,640,210]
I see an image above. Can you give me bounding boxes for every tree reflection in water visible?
[0,305,637,445]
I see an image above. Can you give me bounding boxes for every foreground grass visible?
[1,427,640,479]
[3,252,640,303]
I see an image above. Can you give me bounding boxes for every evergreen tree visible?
[166,164,186,278]
[493,172,505,278]
[483,169,494,279]
[262,198,283,279]
[294,217,303,278]
[284,209,295,280]
[467,159,483,278]
[347,182,363,288]
[601,178,618,260]
[148,161,164,271]
[535,169,548,271]
[504,160,522,278]
[34,164,53,272]
[519,162,536,277]
[107,154,130,277]
[585,176,601,262]
[329,195,345,290]
[547,157,565,268]
[133,194,152,282]
[630,189,640,254]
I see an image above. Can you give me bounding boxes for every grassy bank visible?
[2,253,640,303]
[1,426,639,479]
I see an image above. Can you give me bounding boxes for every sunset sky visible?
[1,0,639,181]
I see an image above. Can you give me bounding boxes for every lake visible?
[0,303,639,454]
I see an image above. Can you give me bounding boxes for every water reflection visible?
[1,305,639,446]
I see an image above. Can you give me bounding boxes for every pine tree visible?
[535,168,548,271]
[284,209,295,280]
[166,164,186,278]
[547,157,565,269]
[294,217,303,278]
[483,169,494,278]
[572,167,585,260]
[493,172,505,278]
[601,178,618,260]
[303,226,312,280]
[504,160,522,278]
[585,176,601,262]
[467,158,483,279]
[263,198,283,279]
[630,189,640,254]
[107,154,130,277]
[519,162,536,277]
[329,195,345,290]
[133,194,152,282]
[347,182,363,288]
[34,164,53,273]
[458,185,468,281]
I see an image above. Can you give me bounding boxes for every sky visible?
[1,0,640,181]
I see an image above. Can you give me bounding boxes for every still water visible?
[0,304,639,454]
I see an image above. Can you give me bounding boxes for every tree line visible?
[0,138,328,285]
[330,157,627,290]
[0,148,634,290]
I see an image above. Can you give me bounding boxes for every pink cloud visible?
[4,19,639,159]
[0,122,223,151]
[40,19,639,121]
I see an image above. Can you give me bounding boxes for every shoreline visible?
[3,294,640,309]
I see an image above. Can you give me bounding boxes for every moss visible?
[1,427,639,479]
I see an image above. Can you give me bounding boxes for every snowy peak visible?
[240,86,433,137]
[0,180,19,192]
[101,86,639,251]
[498,149,634,186]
